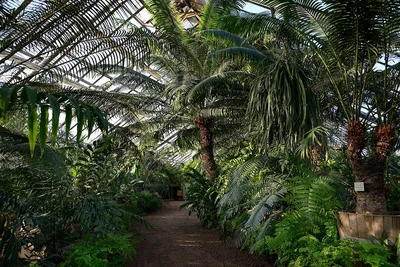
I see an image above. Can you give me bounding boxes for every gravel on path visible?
[125,200,269,267]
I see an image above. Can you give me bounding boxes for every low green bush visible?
[252,171,396,266]
[60,233,136,267]
[129,191,162,215]
[259,238,394,267]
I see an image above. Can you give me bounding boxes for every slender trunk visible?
[346,121,396,214]
[195,118,217,180]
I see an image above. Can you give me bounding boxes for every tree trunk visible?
[346,121,396,214]
[195,118,217,180]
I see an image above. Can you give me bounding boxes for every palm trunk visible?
[346,121,396,214]
[195,118,217,180]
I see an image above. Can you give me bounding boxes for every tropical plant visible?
[0,132,147,265]
[263,172,341,265]
[0,127,72,265]
[235,0,400,214]
[1,0,151,155]
[218,155,288,248]
[0,84,109,156]
[180,168,221,227]
[64,137,148,235]
[60,233,137,267]
[0,0,147,82]
[140,0,266,180]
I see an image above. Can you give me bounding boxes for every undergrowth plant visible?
[60,233,137,267]
[218,155,289,247]
[255,167,395,266]
[180,168,221,228]
[0,134,150,265]
[128,191,163,215]
[259,171,341,265]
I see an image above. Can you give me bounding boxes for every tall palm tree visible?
[142,0,255,179]
[230,0,400,214]
[140,0,320,180]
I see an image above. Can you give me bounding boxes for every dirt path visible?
[125,200,269,267]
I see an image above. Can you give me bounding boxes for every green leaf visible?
[197,29,256,49]
[65,105,73,142]
[21,86,37,108]
[27,105,39,157]
[39,105,49,156]
[81,103,94,139]
[396,233,400,266]
[0,86,16,119]
[48,95,60,144]
[94,107,108,134]
[70,98,83,142]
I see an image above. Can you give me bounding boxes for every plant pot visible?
[337,212,400,243]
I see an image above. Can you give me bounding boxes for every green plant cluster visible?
[0,136,162,265]
[128,191,163,215]
[261,238,394,267]
[60,233,136,267]
[180,168,221,228]
[182,154,399,266]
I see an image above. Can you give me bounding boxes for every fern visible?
[218,155,289,248]
[265,170,341,266]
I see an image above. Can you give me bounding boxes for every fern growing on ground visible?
[262,172,341,263]
[256,168,395,266]
[218,155,290,248]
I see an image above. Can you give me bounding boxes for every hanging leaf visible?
[21,86,37,108]
[48,95,60,144]
[21,86,39,156]
[76,108,84,142]
[39,105,49,156]
[0,86,16,119]
[81,103,94,139]
[70,98,83,142]
[94,107,108,134]
[27,105,39,157]
[65,105,73,142]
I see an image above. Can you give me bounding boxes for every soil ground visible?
[125,200,270,267]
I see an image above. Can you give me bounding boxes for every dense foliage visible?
[183,154,400,266]
[60,233,137,267]
[0,135,163,265]
[1,0,400,266]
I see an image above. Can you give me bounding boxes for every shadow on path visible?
[125,200,269,267]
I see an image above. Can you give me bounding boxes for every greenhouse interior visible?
[1,0,400,266]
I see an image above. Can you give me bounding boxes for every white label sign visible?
[354,182,365,192]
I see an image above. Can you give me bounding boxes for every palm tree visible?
[140,0,321,180]
[231,0,400,214]
[141,0,256,179]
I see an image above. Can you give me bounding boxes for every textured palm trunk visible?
[195,118,217,180]
[346,121,396,214]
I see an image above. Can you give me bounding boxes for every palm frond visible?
[199,0,245,30]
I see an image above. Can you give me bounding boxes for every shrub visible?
[130,191,162,214]
[180,168,220,228]
[60,233,136,267]
[275,239,395,267]
[254,170,395,266]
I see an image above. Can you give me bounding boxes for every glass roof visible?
[1,0,270,91]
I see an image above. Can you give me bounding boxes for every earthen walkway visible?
[125,200,269,267]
